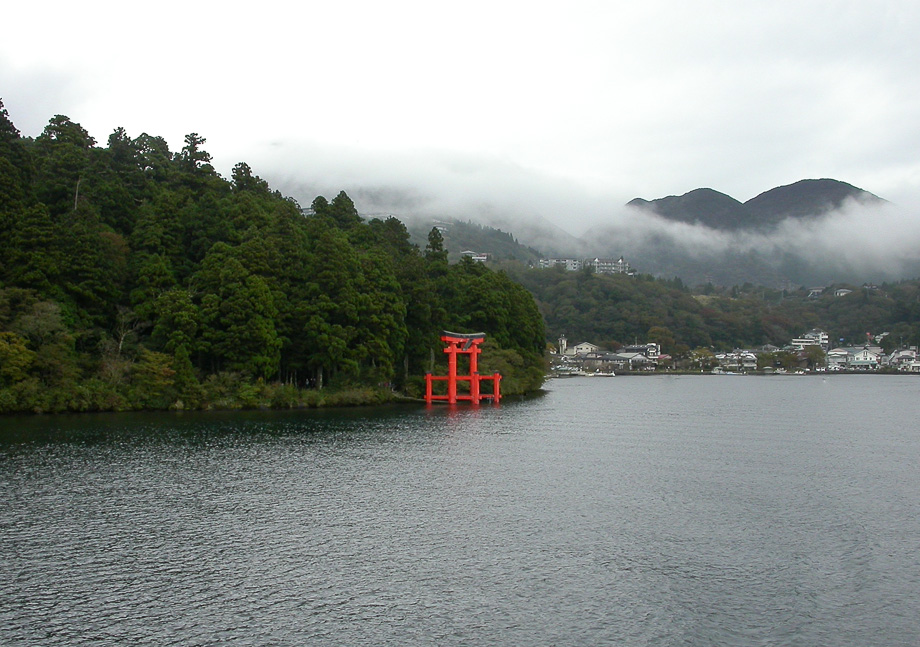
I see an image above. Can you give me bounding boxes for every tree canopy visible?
[0,103,546,412]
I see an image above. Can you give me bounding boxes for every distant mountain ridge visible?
[395,178,911,287]
[628,179,884,230]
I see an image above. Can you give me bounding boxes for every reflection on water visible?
[2,376,919,646]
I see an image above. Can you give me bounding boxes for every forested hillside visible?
[405,218,543,263]
[0,101,545,413]
[500,263,920,358]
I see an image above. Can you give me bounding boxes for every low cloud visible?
[768,198,920,280]
[253,140,618,231]
[581,198,920,285]
[257,136,920,285]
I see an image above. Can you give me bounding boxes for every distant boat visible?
[551,368,615,378]
[552,367,580,377]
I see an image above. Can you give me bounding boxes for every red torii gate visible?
[425,331,502,405]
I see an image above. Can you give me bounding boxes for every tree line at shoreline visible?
[3,100,919,414]
[0,101,546,413]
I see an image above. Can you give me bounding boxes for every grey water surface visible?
[2,375,919,646]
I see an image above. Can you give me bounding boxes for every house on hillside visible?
[540,258,583,271]
[538,256,637,275]
[587,257,634,276]
[570,341,600,356]
[460,250,489,263]
[791,329,829,351]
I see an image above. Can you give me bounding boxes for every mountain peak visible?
[628,188,746,229]
[628,178,884,231]
[744,179,884,225]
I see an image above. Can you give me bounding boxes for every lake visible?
[2,375,919,646]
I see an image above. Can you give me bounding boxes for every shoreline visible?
[550,369,917,377]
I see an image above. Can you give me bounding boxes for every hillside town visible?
[551,329,920,375]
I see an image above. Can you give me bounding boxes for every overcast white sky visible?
[3,1,919,234]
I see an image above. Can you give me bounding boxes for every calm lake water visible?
[2,375,919,646]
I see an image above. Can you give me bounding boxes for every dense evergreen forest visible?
[3,100,918,414]
[0,101,546,413]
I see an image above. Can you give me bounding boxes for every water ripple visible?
[3,377,920,645]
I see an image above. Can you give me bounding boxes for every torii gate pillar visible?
[425,331,501,405]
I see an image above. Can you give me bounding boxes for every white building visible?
[539,258,583,271]
[588,256,633,275]
[571,341,600,356]
[826,348,850,371]
[887,348,918,370]
[791,329,829,351]
[849,347,881,370]
[715,350,758,372]
[622,343,660,359]
[557,335,568,355]
[460,250,489,263]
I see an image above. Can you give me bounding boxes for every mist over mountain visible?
[746,179,884,223]
[397,212,588,260]
[401,218,544,264]
[627,179,884,231]
[417,178,918,288]
[589,179,910,286]
[627,188,749,231]
[379,177,917,288]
